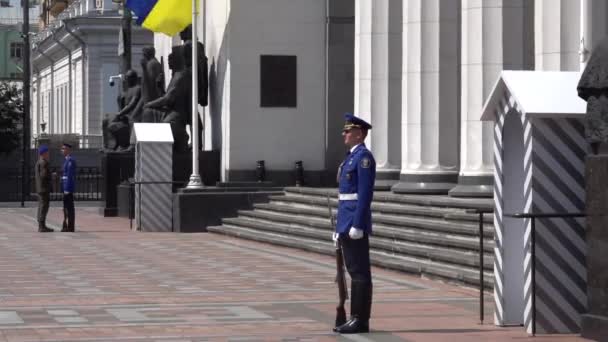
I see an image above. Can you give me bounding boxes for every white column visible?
[393,0,459,194]
[355,0,401,188]
[450,0,527,197]
[354,0,372,118]
[535,0,580,71]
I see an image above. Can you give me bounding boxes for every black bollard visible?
[294,160,304,186]
[256,160,266,182]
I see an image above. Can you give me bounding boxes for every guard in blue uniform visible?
[61,143,77,232]
[333,113,376,334]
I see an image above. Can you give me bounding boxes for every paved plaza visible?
[0,205,588,342]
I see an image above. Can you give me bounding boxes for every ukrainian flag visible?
[126,0,197,36]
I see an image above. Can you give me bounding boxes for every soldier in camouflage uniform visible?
[35,145,53,233]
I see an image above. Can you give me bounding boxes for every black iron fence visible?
[0,167,102,201]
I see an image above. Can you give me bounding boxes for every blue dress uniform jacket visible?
[61,156,77,193]
[336,144,376,234]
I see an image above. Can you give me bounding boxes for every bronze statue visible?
[578,37,608,154]
[102,70,141,152]
[143,46,191,151]
[141,46,165,104]
[180,25,209,151]
[180,25,208,107]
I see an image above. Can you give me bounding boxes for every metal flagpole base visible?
[186,174,204,189]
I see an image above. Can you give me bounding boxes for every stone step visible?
[221,216,493,270]
[208,224,494,289]
[270,192,494,225]
[217,181,276,187]
[180,187,285,193]
[242,207,494,254]
[209,186,496,288]
[254,202,495,239]
[284,187,494,211]
[271,194,442,218]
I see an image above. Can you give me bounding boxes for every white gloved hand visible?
[332,232,339,246]
[348,227,364,240]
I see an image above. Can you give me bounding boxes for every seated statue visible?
[102,70,141,152]
[142,46,191,152]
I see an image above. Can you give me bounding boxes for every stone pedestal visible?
[172,150,221,187]
[172,188,282,232]
[117,182,134,218]
[100,152,135,217]
[582,155,608,341]
[36,134,51,148]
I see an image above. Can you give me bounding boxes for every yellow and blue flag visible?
[125,0,196,36]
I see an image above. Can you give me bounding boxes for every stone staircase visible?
[208,187,494,288]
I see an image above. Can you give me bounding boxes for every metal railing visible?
[78,134,103,149]
[0,166,102,201]
[48,166,102,201]
[505,212,586,336]
[464,209,587,336]
[466,208,494,325]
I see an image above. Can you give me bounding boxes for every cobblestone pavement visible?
[0,206,589,342]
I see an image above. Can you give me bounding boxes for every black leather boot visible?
[38,221,53,233]
[335,280,370,334]
[61,209,68,232]
[67,215,75,232]
[61,209,74,232]
[334,280,359,333]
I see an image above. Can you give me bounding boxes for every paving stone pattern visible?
[0,206,588,341]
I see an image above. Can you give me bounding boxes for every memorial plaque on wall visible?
[260,55,297,107]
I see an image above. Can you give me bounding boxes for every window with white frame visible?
[9,42,22,59]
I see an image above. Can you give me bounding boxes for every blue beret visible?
[343,113,372,130]
[62,143,72,148]
[38,145,49,155]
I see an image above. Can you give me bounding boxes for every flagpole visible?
[187,0,203,188]
[201,0,207,152]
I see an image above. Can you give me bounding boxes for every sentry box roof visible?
[133,123,174,143]
[481,71,587,121]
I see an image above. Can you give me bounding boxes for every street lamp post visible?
[21,0,31,207]
[113,0,132,90]
[186,0,205,189]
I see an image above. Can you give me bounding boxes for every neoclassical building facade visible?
[356,0,607,196]
[30,0,152,148]
[155,0,607,193]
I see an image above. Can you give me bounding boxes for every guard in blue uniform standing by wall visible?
[61,143,77,232]
[333,113,376,334]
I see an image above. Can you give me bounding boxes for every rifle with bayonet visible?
[327,195,348,327]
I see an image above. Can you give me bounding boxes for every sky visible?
[0,0,39,25]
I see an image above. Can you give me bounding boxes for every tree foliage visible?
[0,82,23,155]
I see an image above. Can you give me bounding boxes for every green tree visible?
[0,82,23,155]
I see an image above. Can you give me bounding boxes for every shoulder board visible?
[353,146,366,155]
